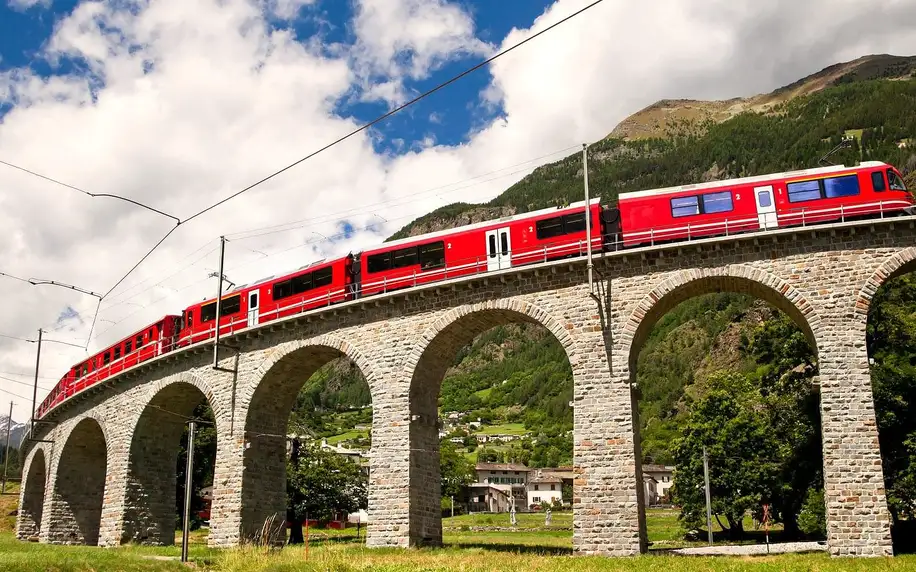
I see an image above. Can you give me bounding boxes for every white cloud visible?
[350,0,492,104]
[7,0,51,11]
[2,0,916,422]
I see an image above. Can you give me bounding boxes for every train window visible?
[291,274,312,294]
[136,334,144,347]
[273,279,292,299]
[787,180,822,203]
[201,302,216,322]
[488,235,497,258]
[888,170,907,191]
[671,196,700,217]
[125,340,133,354]
[313,267,333,288]
[757,190,772,208]
[392,246,419,269]
[702,191,733,213]
[872,172,887,192]
[103,351,111,365]
[82,363,88,377]
[367,252,391,273]
[563,213,587,233]
[114,346,121,360]
[535,216,564,239]
[418,242,445,269]
[500,232,509,256]
[823,175,860,198]
[221,295,241,316]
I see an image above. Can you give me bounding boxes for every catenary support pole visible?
[703,446,713,545]
[29,329,42,440]
[181,421,196,563]
[2,401,12,494]
[582,143,594,293]
[212,236,226,368]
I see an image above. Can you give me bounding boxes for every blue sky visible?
[1,0,554,153]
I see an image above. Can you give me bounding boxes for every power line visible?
[95,0,605,306]
[0,159,180,222]
[0,271,30,284]
[182,1,604,225]
[0,375,54,392]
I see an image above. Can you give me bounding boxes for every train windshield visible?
[887,169,907,191]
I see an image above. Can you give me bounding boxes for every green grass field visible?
[1,499,910,572]
[475,423,528,436]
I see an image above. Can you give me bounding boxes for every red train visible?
[35,160,912,418]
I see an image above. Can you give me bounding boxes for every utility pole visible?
[29,329,42,440]
[703,446,713,545]
[2,401,12,494]
[212,236,226,368]
[582,143,594,293]
[180,421,196,563]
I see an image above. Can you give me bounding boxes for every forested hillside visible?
[287,56,916,535]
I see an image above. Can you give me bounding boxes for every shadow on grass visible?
[445,542,572,556]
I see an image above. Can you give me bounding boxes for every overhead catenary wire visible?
[97,0,606,303]
[0,158,180,222]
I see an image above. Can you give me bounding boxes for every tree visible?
[670,372,781,539]
[440,440,475,499]
[286,438,367,544]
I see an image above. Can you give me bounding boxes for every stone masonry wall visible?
[19,217,916,557]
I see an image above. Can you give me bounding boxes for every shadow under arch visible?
[17,447,47,541]
[405,300,577,546]
[46,416,108,546]
[855,246,916,321]
[240,337,375,543]
[622,267,822,375]
[122,373,217,545]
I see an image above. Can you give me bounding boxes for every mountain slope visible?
[608,54,916,142]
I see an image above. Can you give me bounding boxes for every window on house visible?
[671,196,700,217]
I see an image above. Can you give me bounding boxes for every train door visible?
[247,290,259,327]
[754,185,778,230]
[485,227,512,271]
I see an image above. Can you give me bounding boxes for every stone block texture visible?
[19,217,916,558]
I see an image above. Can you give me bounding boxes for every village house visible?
[642,464,675,503]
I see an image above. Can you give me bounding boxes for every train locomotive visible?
[36,160,912,418]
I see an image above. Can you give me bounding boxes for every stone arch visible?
[46,416,109,545]
[239,335,376,541]
[121,372,218,545]
[621,265,822,374]
[854,246,916,321]
[405,299,577,546]
[17,447,48,541]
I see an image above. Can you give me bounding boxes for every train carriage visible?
[177,256,353,346]
[617,161,912,248]
[358,199,606,297]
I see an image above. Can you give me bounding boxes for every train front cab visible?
[777,162,914,226]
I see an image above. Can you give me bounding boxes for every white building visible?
[527,469,563,508]
[475,462,529,486]
[643,464,675,503]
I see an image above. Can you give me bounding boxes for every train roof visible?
[618,161,889,200]
[363,197,602,252]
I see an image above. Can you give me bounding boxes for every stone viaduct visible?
[16,214,916,558]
